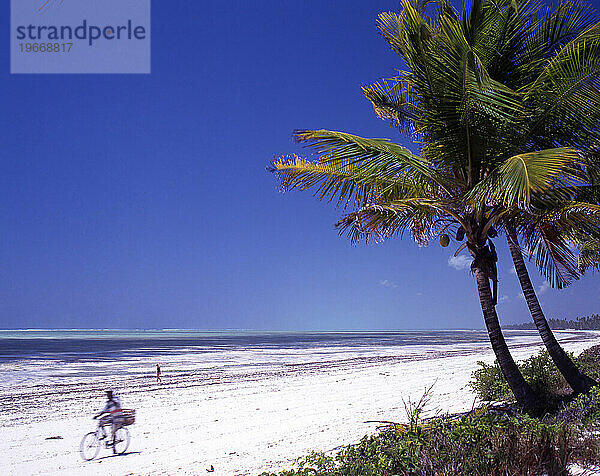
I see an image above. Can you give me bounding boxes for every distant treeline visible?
[507,314,600,330]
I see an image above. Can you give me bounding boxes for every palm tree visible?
[270,132,541,409]
[269,0,600,409]
[361,0,600,394]
[494,0,599,394]
[504,218,597,394]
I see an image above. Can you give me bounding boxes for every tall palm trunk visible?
[473,264,540,411]
[505,223,597,394]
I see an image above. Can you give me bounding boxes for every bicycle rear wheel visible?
[80,432,100,461]
[113,427,130,455]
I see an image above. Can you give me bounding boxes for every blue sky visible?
[1,0,599,330]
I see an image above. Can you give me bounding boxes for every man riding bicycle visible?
[93,390,124,453]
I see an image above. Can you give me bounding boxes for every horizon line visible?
[0,327,546,333]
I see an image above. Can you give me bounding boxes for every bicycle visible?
[80,409,135,461]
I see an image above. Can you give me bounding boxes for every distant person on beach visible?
[156,363,162,382]
[93,390,123,453]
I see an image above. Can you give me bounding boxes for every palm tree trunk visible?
[474,265,540,411]
[505,223,597,394]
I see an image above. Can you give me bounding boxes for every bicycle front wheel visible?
[80,432,100,461]
[113,427,130,455]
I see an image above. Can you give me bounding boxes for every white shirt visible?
[100,397,122,416]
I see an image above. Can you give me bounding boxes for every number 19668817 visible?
[19,43,73,53]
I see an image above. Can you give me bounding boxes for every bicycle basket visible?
[121,409,136,426]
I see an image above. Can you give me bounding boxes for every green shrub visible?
[469,350,568,403]
[338,428,423,475]
[520,350,568,396]
[421,410,577,475]
[563,385,600,426]
[259,408,592,476]
[575,345,600,382]
[468,360,512,401]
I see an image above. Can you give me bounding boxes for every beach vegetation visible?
[469,350,568,404]
[576,345,600,382]
[470,346,600,404]
[564,385,600,426]
[260,380,600,476]
[260,403,600,475]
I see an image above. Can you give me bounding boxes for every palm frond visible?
[269,154,384,208]
[362,78,423,137]
[469,148,585,207]
[335,199,450,245]
[525,22,600,146]
[524,223,579,288]
[516,201,600,286]
[292,129,453,194]
[578,238,600,272]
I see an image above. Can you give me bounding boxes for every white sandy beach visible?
[1,330,599,476]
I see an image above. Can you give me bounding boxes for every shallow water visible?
[0,328,566,389]
[0,329,494,360]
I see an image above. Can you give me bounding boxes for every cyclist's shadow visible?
[95,451,142,461]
